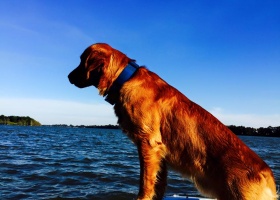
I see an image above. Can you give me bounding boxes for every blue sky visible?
[0,0,279,127]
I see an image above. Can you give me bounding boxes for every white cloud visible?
[210,107,280,128]
[1,98,279,128]
[0,98,117,125]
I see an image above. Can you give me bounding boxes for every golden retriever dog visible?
[68,43,277,200]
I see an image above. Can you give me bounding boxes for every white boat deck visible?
[164,194,215,200]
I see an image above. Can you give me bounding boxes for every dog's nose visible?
[68,72,75,84]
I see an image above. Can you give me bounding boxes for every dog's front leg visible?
[137,139,167,200]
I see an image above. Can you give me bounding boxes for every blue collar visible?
[105,62,139,105]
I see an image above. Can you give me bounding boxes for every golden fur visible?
[68,43,277,200]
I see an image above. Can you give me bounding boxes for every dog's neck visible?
[105,62,139,105]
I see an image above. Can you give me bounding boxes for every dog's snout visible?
[68,66,81,84]
[68,67,90,88]
[68,71,75,84]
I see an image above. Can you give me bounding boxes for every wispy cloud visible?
[0,21,38,35]
[58,22,95,43]
[0,98,117,125]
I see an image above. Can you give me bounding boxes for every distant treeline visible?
[47,124,280,137]
[0,115,41,126]
[1,114,279,137]
[46,124,120,129]
[228,125,280,137]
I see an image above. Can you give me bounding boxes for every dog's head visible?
[68,43,132,96]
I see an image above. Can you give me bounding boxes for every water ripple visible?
[0,125,279,199]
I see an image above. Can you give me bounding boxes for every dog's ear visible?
[86,52,107,75]
[84,45,113,95]
[87,44,131,96]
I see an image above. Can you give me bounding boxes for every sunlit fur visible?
[68,43,277,200]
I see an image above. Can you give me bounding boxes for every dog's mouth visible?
[68,70,98,89]
[69,81,84,88]
[68,77,87,88]
[68,64,102,89]
[68,71,86,88]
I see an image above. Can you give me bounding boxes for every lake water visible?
[0,125,279,199]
